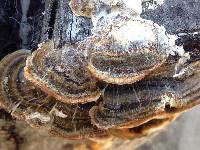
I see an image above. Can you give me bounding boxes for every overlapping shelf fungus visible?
[0,0,200,141]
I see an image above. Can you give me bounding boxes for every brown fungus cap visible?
[89,60,200,129]
[77,17,172,85]
[0,50,108,140]
[24,41,102,104]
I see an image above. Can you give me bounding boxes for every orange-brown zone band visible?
[0,50,108,140]
[0,50,32,119]
[89,61,200,129]
[24,65,101,104]
[1,42,200,140]
[109,115,179,139]
[24,43,102,104]
[83,34,167,85]
[0,49,180,140]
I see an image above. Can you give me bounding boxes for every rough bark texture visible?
[0,0,200,150]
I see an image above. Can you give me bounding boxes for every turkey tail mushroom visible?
[0,50,53,128]
[24,41,102,104]
[49,102,108,140]
[0,50,43,119]
[0,50,107,139]
[89,60,200,129]
[82,18,172,85]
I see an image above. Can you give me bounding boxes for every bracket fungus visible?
[0,50,107,140]
[89,60,200,129]
[83,18,169,85]
[24,41,101,104]
[0,0,200,145]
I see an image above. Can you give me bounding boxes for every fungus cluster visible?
[0,0,200,142]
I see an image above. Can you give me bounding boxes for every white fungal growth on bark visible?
[108,19,158,47]
[144,0,164,10]
[93,0,164,14]
[90,0,185,56]
[69,0,182,57]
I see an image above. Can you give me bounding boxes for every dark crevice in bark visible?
[48,0,58,40]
